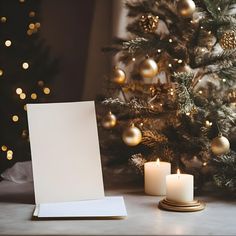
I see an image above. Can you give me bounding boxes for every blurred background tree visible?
[0,0,58,173]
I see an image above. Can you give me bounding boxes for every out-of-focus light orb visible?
[1,17,7,23]
[38,80,44,87]
[31,93,37,99]
[7,150,13,160]
[27,30,33,36]
[29,23,35,29]
[1,145,7,151]
[29,11,36,17]
[35,22,41,28]
[43,87,50,94]
[16,88,23,95]
[22,62,29,69]
[7,150,13,155]
[7,155,13,160]
[12,115,19,122]
[0,69,3,76]
[20,93,26,99]
[24,105,27,111]
[5,40,12,47]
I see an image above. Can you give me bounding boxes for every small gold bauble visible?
[177,0,196,18]
[122,124,142,146]
[139,58,158,78]
[139,14,159,33]
[102,112,117,129]
[220,31,236,50]
[112,67,126,85]
[211,134,230,155]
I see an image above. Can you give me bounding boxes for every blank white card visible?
[35,197,127,218]
[27,101,104,204]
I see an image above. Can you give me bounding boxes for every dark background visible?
[40,0,113,102]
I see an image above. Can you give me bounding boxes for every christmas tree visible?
[100,0,236,192]
[0,0,57,173]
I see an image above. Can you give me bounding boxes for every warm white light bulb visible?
[16,88,23,95]
[22,62,29,69]
[5,40,12,47]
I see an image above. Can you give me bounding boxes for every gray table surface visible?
[0,180,235,235]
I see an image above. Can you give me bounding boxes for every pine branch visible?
[121,37,167,57]
[213,151,236,191]
[130,153,146,174]
[202,0,220,18]
[194,49,236,67]
[102,97,150,114]
[173,73,196,114]
[142,129,168,147]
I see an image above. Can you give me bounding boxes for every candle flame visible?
[156,158,160,166]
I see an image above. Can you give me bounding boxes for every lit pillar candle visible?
[144,159,171,195]
[166,169,194,203]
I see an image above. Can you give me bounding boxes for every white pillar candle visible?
[166,169,194,203]
[144,159,171,195]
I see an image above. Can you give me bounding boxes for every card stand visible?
[158,198,205,212]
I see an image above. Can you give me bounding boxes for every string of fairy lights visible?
[0,0,51,161]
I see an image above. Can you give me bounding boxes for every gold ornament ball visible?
[122,125,142,146]
[139,14,159,33]
[102,112,117,129]
[220,31,236,50]
[139,58,158,78]
[211,135,230,155]
[177,0,196,18]
[112,67,126,85]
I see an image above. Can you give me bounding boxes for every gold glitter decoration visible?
[139,14,159,33]
[220,31,236,49]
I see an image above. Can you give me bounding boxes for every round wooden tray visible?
[158,198,205,212]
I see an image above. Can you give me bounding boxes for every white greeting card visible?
[34,196,127,218]
[27,101,104,204]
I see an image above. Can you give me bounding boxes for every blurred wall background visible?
[40,0,127,102]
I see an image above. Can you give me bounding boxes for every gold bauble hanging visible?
[102,111,117,129]
[139,14,159,33]
[122,124,142,146]
[112,67,126,85]
[177,0,196,18]
[139,58,158,78]
[220,31,236,50]
[211,134,230,155]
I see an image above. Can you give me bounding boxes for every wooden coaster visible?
[159,198,205,212]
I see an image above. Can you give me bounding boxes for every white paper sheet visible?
[27,101,104,204]
[35,196,127,218]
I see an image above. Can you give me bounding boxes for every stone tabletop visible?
[0,180,235,235]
